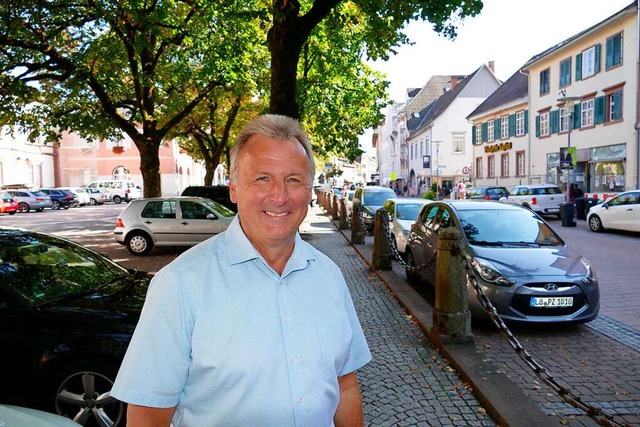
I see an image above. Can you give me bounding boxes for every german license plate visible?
[530,297,573,307]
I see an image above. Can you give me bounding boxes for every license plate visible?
[530,296,573,307]
[547,208,559,213]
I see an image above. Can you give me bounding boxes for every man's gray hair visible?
[229,114,315,183]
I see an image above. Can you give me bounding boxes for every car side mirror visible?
[207,213,217,220]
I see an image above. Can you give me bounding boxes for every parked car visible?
[58,187,91,207]
[0,192,18,215]
[405,200,600,323]
[353,185,397,232]
[181,185,237,212]
[114,196,236,255]
[466,186,509,200]
[84,187,108,205]
[85,180,142,204]
[0,405,80,426]
[383,198,431,255]
[500,184,564,218]
[587,190,640,233]
[6,189,53,212]
[38,188,79,210]
[345,189,356,216]
[0,227,151,425]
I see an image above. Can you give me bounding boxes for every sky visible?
[368,0,634,104]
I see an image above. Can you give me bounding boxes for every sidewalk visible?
[300,206,552,427]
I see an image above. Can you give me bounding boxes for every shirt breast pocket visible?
[316,320,352,382]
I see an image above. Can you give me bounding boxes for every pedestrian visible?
[111,114,372,426]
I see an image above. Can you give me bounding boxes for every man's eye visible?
[256,176,269,182]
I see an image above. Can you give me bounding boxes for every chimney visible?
[488,61,495,72]
[450,76,458,90]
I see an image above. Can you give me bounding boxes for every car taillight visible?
[66,195,74,200]
[126,188,130,193]
[115,218,125,227]
[531,197,538,205]
[483,195,491,200]
[36,197,44,201]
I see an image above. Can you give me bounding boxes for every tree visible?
[0,0,263,197]
[268,0,484,119]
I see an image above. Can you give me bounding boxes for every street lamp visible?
[431,141,441,200]
[557,95,580,199]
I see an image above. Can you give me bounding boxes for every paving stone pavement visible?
[300,208,495,426]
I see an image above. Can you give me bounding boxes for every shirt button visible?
[297,397,303,404]
[285,317,291,322]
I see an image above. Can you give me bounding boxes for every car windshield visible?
[364,191,395,206]
[201,199,236,217]
[396,203,425,221]
[0,233,128,305]
[457,209,563,246]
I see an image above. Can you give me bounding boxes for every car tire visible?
[9,211,16,215]
[51,201,60,210]
[18,202,30,213]
[405,249,421,283]
[89,198,97,206]
[588,215,604,232]
[126,231,154,256]
[113,195,122,204]
[45,362,126,426]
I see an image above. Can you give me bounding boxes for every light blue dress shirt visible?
[111,216,372,426]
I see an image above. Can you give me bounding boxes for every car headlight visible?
[581,258,597,285]
[361,210,373,219]
[470,257,515,287]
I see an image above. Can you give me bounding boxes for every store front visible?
[589,144,626,193]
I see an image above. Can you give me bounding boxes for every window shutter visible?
[595,43,601,73]
[550,110,559,133]
[472,125,477,145]
[606,37,613,68]
[481,122,488,142]
[575,53,582,81]
[613,91,622,120]
[614,35,622,65]
[524,110,529,134]
[535,115,540,137]
[595,96,606,124]
[573,104,581,129]
[494,118,501,140]
[508,114,516,137]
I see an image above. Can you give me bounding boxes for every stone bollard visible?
[331,195,339,220]
[322,191,330,211]
[350,201,365,244]
[339,198,349,230]
[371,208,392,271]
[432,227,473,344]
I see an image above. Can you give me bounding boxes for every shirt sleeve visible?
[111,266,196,407]
[338,281,372,376]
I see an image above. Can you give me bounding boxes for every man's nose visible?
[269,180,288,204]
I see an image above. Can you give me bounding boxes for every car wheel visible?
[126,231,154,256]
[9,211,16,215]
[18,202,30,213]
[47,362,125,427]
[113,195,122,204]
[588,215,604,232]
[89,198,97,206]
[51,200,61,210]
[63,205,70,209]
[405,249,421,283]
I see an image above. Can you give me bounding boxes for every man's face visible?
[229,135,312,251]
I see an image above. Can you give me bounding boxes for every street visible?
[1,204,639,425]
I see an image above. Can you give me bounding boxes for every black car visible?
[38,189,79,209]
[0,228,151,425]
[466,186,509,200]
[181,185,237,212]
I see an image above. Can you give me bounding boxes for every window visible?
[487,120,494,142]
[581,99,594,127]
[475,157,483,179]
[500,153,509,177]
[452,133,464,153]
[515,111,525,136]
[500,116,509,139]
[606,89,623,122]
[559,58,572,87]
[539,111,550,136]
[475,125,482,145]
[487,155,495,179]
[580,45,599,79]
[606,32,623,69]
[516,151,526,177]
[539,68,550,95]
[559,107,570,132]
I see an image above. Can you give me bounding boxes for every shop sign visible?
[484,142,513,153]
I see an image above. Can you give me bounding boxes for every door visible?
[177,200,227,244]
[139,200,180,245]
[603,191,640,231]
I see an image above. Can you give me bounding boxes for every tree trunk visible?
[137,139,162,197]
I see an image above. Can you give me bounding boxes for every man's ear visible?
[229,181,238,203]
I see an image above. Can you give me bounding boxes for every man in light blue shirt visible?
[111,114,372,426]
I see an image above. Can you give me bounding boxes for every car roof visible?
[388,198,429,204]
[436,200,526,212]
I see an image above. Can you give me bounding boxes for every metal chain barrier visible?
[380,215,437,273]
[454,241,630,427]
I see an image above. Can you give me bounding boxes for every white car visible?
[59,187,91,206]
[114,196,236,255]
[383,198,431,254]
[587,190,640,233]
[500,184,564,218]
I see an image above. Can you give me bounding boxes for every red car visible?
[0,193,18,215]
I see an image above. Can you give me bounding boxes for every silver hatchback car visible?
[114,196,236,255]
[6,189,53,212]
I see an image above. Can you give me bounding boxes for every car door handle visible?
[181,221,189,225]
[144,221,152,224]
